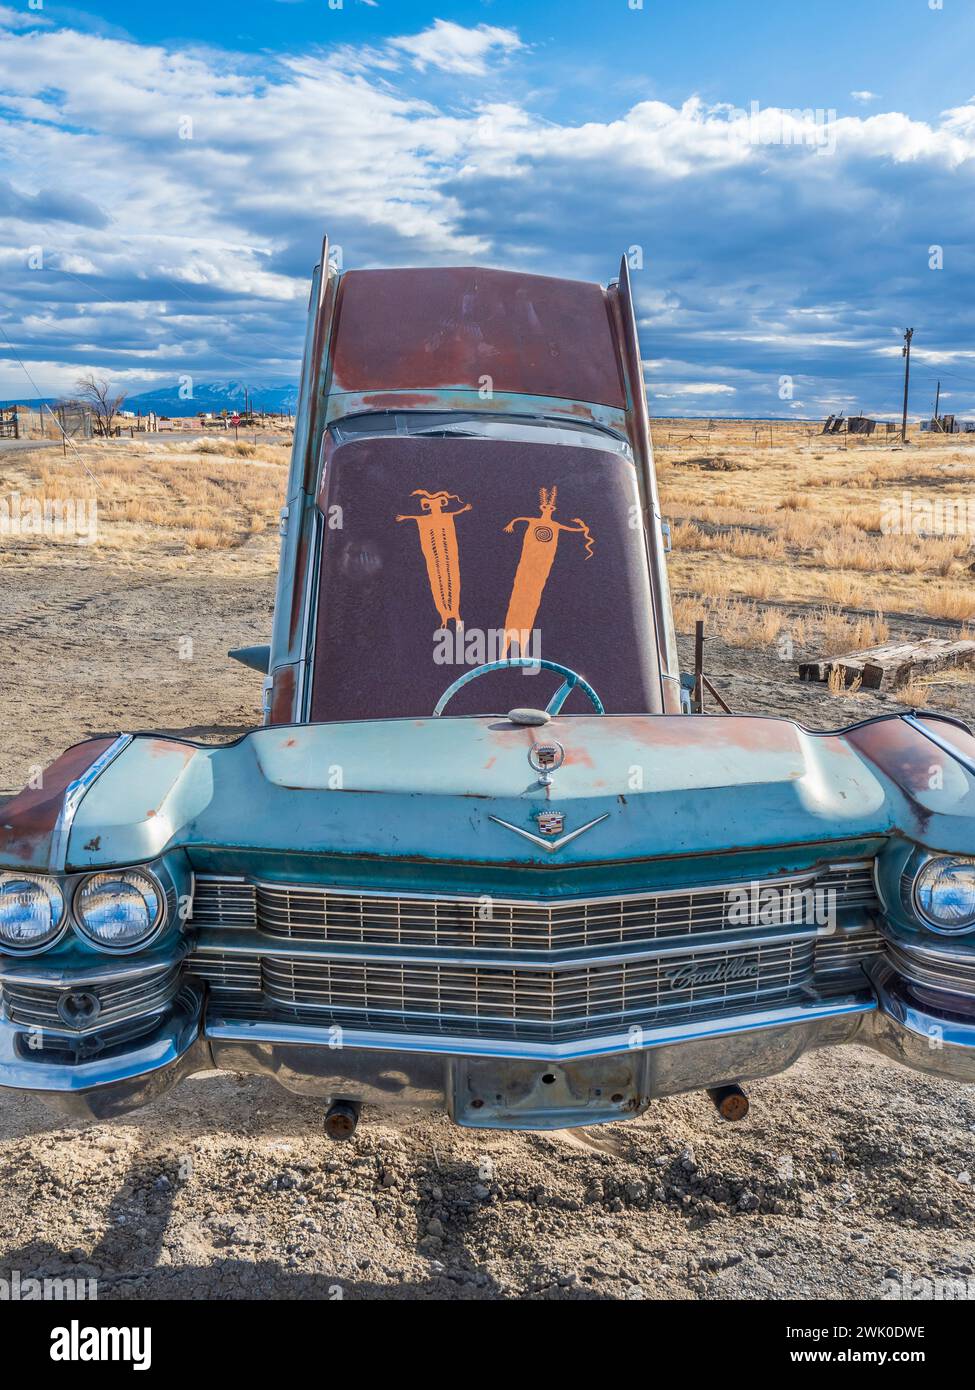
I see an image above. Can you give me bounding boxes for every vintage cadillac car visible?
[1,242,975,1135]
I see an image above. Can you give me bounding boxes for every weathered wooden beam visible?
[799,638,975,690]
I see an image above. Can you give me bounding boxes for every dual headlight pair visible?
[0,869,163,954]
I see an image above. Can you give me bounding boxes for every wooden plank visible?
[799,638,975,690]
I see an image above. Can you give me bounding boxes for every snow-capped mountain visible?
[125,380,298,416]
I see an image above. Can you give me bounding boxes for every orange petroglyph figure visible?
[500,486,593,655]
[396,489,472,628]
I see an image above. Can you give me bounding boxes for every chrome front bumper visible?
[6,968,975,1126]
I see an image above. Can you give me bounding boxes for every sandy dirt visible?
[0,427,974,1300]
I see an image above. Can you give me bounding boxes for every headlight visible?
[914,856,975,933]
[74,869,163,950]
[0,873,66,952]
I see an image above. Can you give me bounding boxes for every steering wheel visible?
[433,658,605,716]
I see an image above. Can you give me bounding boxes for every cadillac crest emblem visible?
[536,810,565,837]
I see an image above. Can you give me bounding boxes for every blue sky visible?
[1,0,974,417]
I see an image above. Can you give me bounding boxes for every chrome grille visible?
[192,878,256,925]
[193,862,878,953]
[190,862,878,1042]
[195,938,814,1039]
[189,953,262,994]
[813,927,884,979]
[1,963,182,1035]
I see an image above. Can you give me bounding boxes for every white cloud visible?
[851,90,879,103]
[387,20,523,76]
[0,5,50,30]
[0,18,973,414]
[652,383,737,396]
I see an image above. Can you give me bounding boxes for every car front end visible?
[1,711,973,1130]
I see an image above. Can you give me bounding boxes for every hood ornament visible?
[528,741,565,786]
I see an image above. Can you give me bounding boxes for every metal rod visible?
[703,675,732,714]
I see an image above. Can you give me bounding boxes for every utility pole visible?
[901,328,914,442]
[934,379,941,429]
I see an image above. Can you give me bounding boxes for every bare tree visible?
[74,374,126,437]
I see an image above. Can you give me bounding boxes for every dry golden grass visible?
[659,417,975,619]
[923,585,975,622]
[827,665,862,696]
[671,592,888,662]
[0,433,289,570]
[660,419,975,719]
[890,663,975,714]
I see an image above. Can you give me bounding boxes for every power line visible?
[0,323,100,488]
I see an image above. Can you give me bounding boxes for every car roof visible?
[327,266,627,409]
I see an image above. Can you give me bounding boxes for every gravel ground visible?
[1,556,974,1301]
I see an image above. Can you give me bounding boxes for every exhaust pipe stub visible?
[706,1083,749,1122]
[324,1099,360,1141]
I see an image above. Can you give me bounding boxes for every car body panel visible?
[48,713,972,874]
[0,737,118,871]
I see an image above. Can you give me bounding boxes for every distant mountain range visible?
[123,380,299,416]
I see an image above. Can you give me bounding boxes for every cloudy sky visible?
[1,0,973,418]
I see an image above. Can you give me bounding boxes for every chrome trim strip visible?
[0,940,190,987]
[890,936,975,967]
[296,506,323,722]
[205,990,877,1061]
[189,922,823,970]
[487,812,609,852]
[238,859,876,912]
[49,734,133,872]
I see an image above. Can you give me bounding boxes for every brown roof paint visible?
[329,267,627,409]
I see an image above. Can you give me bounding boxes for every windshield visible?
[329,410,632,457]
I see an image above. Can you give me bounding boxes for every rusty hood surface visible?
[26,712,974,877]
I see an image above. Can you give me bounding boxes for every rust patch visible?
[921,717,975,763]
[83,835,101,852]
[359,392,441,409]
[558,742,595,769]
[268,665,297,726]
[145,738,195,765]
[329,267,626,408]
[600,715,803,756]
[0,737,116,868]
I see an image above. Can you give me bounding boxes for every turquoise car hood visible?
[62,713,975,872]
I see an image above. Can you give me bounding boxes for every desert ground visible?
[0,419,973,1300]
